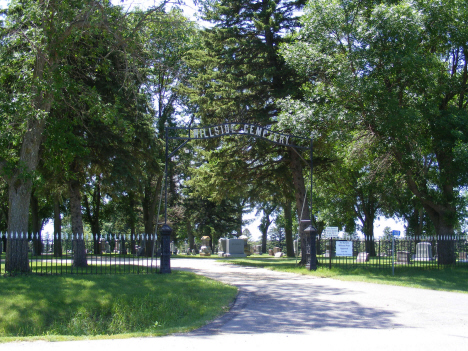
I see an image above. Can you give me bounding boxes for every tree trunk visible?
[69,178,87,268]
[6,176,33,273]
[423,204,456,264]
[5,120,47,272]
[238,208,243,237]
[83,183,101,254]
[30,193,43,256]
[284,201,295,257]
[128,192,137,255]
[288,148,311,265]
[362,220,376,257]
[53,195,62,257]
[262,229,267,254]
[187,221,194,250]
[142,175,163,257]
[259,208,274,254]
[5,46,52,272]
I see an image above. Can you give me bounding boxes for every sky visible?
[1,0,407,239]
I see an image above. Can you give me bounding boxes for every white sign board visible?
[335,241,353,257]
[323,227,340,239]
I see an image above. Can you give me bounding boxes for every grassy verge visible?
[227,256,468,293]
[0,271,237,343]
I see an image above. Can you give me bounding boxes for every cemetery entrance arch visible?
[159,122,316,273]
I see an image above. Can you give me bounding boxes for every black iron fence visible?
[0,233,160,275]
[310,236,468,269]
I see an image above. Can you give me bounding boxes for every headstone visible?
[273,247,281,254]
[268,249,274,256]
[396,251,411,264]
[293,239,298,255]
[324,241,335,258]
[218,238,227,257]
[243,243,249,256]
[459,252,468,262]
[414,242,432,261]
[200,236,212,256]
[356,252,369,262]
[114,239,120,253]
[186,248,191,255]
[274,252,284,258]
[105,242,111,254]
[137,246,145,256]
[100,239,106,253]
[224,238,246,258]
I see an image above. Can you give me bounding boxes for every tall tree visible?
[180,0,317,264]
[0,0,181,271]
[281,0,468,264]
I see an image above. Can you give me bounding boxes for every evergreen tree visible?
[181,0,314,264]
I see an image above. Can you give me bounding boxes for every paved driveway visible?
[3,258,468,350]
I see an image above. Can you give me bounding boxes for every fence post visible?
[160,225,172,274]
[378,239,380,269]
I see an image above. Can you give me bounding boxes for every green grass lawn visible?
[0,271,237,343]
[226,256,468,293]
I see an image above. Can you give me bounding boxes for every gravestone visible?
[414,242,433,261]
[324,242,335,258]
[356,252,369,262]
[396,251,411,264]
[459,252,468,262]
[224,238,246,258]
[100,239,107,253]
[200,236,212,256]
[137,245,145,256]
[218,238,227,257]
[268,249,274,256]
[274,252,284,258]
[255,244,263,255]
[273,247,281,254]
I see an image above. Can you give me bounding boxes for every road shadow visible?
[173,263,402,336]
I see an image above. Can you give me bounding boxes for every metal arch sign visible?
[159,121,315,273]
[166,122,311,150]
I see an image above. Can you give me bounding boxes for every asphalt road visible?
[3,258,468,350]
